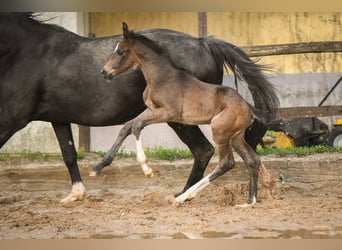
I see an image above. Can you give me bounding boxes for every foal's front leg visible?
[130,107,175,174]
[131,107,175,135]
[134,134,153,178]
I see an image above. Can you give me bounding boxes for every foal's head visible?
[101,22,138,79]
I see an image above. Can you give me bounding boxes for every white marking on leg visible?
[60,182,86,204]
[135,137,153,178]
[174,175,212,204]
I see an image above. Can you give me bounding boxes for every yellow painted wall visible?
[90,12,342,74]
[207,12,342,73]
[90,12,198,37]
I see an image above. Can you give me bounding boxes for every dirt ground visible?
[0,152,341,239]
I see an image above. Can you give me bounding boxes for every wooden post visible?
[242,41,342,57]
[276,105,342,119]
[78,125,90,151]
[198,12,207,37]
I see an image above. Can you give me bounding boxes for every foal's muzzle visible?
[101,68,113,80]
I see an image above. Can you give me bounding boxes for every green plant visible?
[265,130,277,138]
[77,149,86,160]
[0,151,61,161]
[145,147,192,161]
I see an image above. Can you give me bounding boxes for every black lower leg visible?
[52,123,82,185]
[233,135,261,204]
[209,156,235,182]
[209,143,235,182]
[248,168,259,203]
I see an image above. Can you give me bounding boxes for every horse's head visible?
[101,22,137,80]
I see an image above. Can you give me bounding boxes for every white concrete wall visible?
[0,12,87,153]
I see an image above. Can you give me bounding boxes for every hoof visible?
[235,196,257,208]
[60,194,84,204]
[89,170,99,177]
[165,194,176,203]
[172,201,182,207]
[145,169,154,178]
[165,194,182,207]
[60,182,86,204]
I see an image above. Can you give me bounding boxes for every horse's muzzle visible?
[101,68,113,80]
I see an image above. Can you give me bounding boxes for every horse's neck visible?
[133,46,175,86]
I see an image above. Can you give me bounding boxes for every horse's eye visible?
[117,50,124,56]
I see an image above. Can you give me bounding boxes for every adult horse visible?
[0,13,278,203]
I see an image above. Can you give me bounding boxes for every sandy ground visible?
[0,152,341,239]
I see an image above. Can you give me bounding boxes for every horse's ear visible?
[122,22,130,40]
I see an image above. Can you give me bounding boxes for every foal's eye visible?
[117,50,124,56]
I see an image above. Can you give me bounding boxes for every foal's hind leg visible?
[232,133,261,207]
[174,143,235,204]
[167,123,215,194]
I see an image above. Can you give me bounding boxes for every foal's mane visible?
[130,30,165,55]
[129,30,186,71]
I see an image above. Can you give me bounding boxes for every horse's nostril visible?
[100,68,105,74]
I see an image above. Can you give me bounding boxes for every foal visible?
[102,23,274,206]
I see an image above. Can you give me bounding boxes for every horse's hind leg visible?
[52,123,85,203]
[232,133,261,206]
[174,142,234,204]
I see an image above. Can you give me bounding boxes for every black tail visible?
[204,37,280,149]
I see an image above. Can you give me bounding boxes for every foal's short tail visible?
[202,37,279,122]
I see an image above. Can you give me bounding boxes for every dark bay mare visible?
[101,23,279,206]
[0,13,278,203]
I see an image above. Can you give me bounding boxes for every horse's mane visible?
[130,30,164,55]
[0,12,41,24]
[0,12,70,33]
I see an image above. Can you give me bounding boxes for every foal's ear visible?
[122,22,131,40]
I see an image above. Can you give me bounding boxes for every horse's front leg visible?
[52,123,86,203]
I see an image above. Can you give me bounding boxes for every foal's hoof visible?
[235,196,257,208]
[144,169,154,178]
[235,203,256,208]
[89,170,100,177]
[165,194,176,203]
[165,194,181,207]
